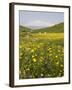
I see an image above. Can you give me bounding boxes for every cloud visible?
[25,20,48,26]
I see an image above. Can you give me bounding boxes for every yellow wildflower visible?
[56,62,59,65]
[49,54,52,56]
[35,54,37,56]
[48,48,51,50]
[44,32,46,35]
[61,64,63,67]
[58,50,60,52]
[33,58,36,62]
[40,57,43,59]
[39,32,41,35]
[20,52,22,56]
[31,49,34,53]
[20,45,22,49]
[26,68,30,71]
[41,73,43,76]
[55,56,58,58]
[37,45,40,48]
[32,55,35,58]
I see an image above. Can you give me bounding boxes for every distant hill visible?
[19,26,31,32]
[19,23,64,33]
[32,23,64,33]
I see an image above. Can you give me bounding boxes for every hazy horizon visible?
[20,22,64,30]
[19,11,64,29]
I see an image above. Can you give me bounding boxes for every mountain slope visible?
[32,23,64,33]
[19,23,64,33]
[19,26,31,32]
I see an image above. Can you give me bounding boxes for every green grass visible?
[19,23,64,79]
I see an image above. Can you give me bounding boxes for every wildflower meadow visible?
[19,23,64,79]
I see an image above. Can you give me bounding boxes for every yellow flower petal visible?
[32,55,34,58]
[31,49,34,53]
[55,56,58,58]
[33,58,36,62]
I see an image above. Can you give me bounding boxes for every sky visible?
[19,10,64,29]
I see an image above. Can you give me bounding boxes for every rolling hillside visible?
[19,26,31,32]
[19,22,64,33]
[32,23,64,33]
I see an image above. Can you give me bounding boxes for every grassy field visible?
[19,23,64,79]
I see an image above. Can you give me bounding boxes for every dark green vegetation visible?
[19,23,64,79]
